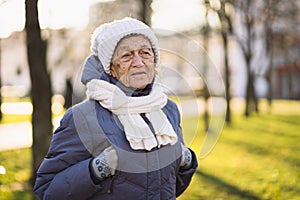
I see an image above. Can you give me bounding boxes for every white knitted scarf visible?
[86,79,178,151]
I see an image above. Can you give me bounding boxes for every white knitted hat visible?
[90,17,160,74]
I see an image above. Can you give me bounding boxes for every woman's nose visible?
[131,53,144,67]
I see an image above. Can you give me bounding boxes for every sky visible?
[0,0,206,38]
[0,0,104,37]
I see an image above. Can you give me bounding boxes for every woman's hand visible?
[91,146,118,180]
[180,143,192,170]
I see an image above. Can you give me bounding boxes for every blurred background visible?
[0,0,299,199]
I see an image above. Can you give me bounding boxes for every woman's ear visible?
[110,65,116,78]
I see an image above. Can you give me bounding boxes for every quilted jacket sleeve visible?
[33,108,112,200]
[165,100,198,197]
[176,148,198,197]
[174,121,198,197]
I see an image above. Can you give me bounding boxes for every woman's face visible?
[110,35,155,90]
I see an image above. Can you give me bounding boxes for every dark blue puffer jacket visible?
[33,55,198,200]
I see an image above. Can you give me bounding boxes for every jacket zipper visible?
[107,175,116,194]
[140,113,159,145]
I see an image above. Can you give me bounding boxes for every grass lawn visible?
[0,99,299,199]
[0,148,33,200]
[178,100,300,200]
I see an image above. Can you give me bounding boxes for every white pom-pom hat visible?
[90,17,160,74]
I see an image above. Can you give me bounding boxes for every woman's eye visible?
[141,49,153,57]
[122,54,130,58]
[121,53,132,60]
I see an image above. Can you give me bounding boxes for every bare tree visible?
[25,0,52,186]
[262,0,277,111]
[212,0,234,122]
[139,0,152,26]
[205,0,234,123]
[199,0,208,131]
[232,0,258,117]
[261,0,300,104]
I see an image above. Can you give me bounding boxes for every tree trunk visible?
[139,0,152,26]
[64,78,73,109]
[25,0,52,187]
[243,0,258,117]
[202,0,210,131]
[264,0,274,112]
[217,0,232,123]
[202,26,209,131]
[245,68,251,117]
[245,66,257,117]
[265,34,273,113]
[221,31,231,122]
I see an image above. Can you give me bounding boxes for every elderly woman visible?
[33,18,198,200]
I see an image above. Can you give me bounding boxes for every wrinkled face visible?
[110,35,155,90]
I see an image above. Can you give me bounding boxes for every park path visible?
[0,122,32,151]
[0,117,62,152]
